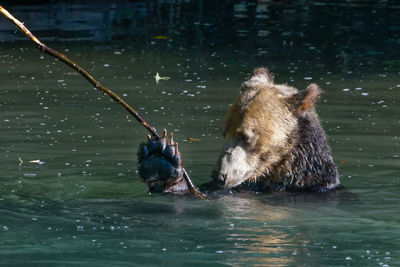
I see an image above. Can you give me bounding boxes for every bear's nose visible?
[211,169,227,185]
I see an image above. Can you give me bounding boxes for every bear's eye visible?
[239,133,250,144]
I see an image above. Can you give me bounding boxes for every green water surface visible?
[0,1,399,266]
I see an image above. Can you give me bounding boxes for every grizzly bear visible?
[137,67,341,194]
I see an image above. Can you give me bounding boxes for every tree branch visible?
[0,5,205,199]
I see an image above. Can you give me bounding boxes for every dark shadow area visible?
[1,1,399,73]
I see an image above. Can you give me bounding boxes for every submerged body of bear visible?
[137,67,341,194]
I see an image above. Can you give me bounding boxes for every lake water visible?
[0,1,399,266]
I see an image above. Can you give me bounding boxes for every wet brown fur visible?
[218,67,340,192]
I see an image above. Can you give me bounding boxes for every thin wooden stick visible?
[0,5,205,199]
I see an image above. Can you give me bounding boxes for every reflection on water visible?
[217,194,294,266]
[0,1,399,266]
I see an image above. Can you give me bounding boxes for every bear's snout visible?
[212,142,255,188]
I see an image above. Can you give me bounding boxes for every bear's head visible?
[212,67,322,188]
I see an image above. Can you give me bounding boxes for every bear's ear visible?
[251,67,274,83]
[249,67,275,83]
[295,83,322,118]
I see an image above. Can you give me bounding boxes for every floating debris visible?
[187,137,201,141]
[18,157,45,165]
[153,35,168,40]
[155,72,170,84]
[29,159,42,164]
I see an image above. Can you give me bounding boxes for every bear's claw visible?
[137,129,184,193]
